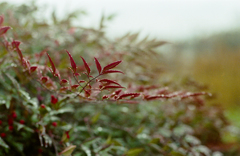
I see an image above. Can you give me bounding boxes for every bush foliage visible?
[0,2,240,156]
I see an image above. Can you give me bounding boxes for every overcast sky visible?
[5,0,240,41]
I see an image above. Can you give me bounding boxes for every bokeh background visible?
[4,0,240,126]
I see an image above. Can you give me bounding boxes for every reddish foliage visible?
[40,104,46,109]
[117,93,140,100]
[11,40,21,48]
[101,70,124,75]
[81,56,91,76]
[40,76,49,83]
[19,120,25,124]
[51,95,58,104]
[60,79,69,86]
[101,85,125,90]
[66,131,70,139]
[12,112,17,119]
[8,118,13,125]
[66,50,77,73]
[0,26,11,36]
[46,53,57,77]
[102,60,122,72]
[0,133,6,138]
[30,66,38,73]
[99,79,122,86]
[12,40,23,63]
[52,122,57,127]
[9,125,14,131]
[94,57,102,74]
[102,95,108,100]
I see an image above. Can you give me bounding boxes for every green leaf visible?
[82,137,100,145]
[170,151,185,156]
[136,126,145,134]
[91,112,101,124]
[0,137,9,148]
[149,143,162,153]
[15,122,34,133]
[0,95,11,109]
[50,107,74,116]
[149,138,159,144]
[106,135,112,144]
[5,73,20,89]
[11,141,23,152]
[126,148,144,156]
[19,89,30,101]
[108,139,122,146]
[81,145,91,156]
[59,145,76,156]
[0,62,17,71]
[27,98,38,108]
[16,122,24,131]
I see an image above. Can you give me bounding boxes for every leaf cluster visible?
[0,2,240,156]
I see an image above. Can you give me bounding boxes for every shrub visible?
[0,2,239,156]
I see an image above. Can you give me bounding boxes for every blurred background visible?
[4,0,240,126]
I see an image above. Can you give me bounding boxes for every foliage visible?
[0,2,240,156]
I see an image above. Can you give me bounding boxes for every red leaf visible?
[60,87,69,92]
[145,94,168,101]
[85,89,91,97]
[9,125,13,131]
[66,131,70,139]
[19,120,25,124]
[12,40,21,48]
[102,60,122,72]
[99,79,121,86]
[80,56,91,76]
[22,58,31,70]
[40,76,49,83]
[12,112,17,118]
[66,50,77,73]
[74,73,80,76]
[12,40,23,62]
[61,79,68,83]
[102,95,108,100]
[0,26,11,36]
[52,122,57,127]
[0,15,4,26]
[101,85,124,90]
[101,70,124,75]
[1,133,6,138]
[71,84,80,90]
[46,53,57,76]
[113,89,122,95]
[30,66,38,73]
[51,95,58,104]
[118,93,140,99]
[94,57,102,74]
[60,79,69,86]
[79,80,86,83]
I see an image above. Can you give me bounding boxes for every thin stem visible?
[73,74,101,98]
[73,73,84,88]
[79,74,101,93]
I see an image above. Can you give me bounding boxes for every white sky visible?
[4,0,240,41]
